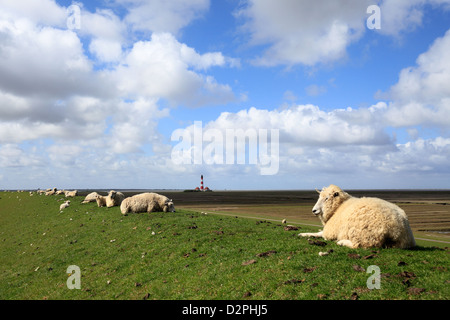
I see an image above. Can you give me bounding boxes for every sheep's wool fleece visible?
[120,192,171,214]
[320,185,416,249]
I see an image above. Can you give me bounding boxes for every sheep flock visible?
[34,188,176,215]
[29,184,417,250]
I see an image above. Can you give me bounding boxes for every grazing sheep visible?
[82,192,102,203]
[45,188,57,196]
[60,200,70,211]
[105,190,125,208]
[65,190,78,197]
[298,185,416,249]
[95,195,107,207]
[120,192,175,215]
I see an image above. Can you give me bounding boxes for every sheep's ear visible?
[315,188,320,194]
[333,192,339,197]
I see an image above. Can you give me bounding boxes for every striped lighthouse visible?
[200,175,204,191]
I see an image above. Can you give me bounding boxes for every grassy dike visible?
[0,191,448,300]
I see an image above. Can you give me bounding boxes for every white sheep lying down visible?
[299,184,416,249]
[95,195,107,207]
[120,192,175,215]
[82,192,102,203]
[95,190,125,208]
[60,200,70,211]
[65,190,78,197]
[45,188,57,196]
[106,190,125,207]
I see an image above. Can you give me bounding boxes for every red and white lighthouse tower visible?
[200,175,204,191]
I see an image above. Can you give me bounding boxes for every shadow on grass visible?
[408,245,448,252]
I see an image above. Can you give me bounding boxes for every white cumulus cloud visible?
[205,105,391,147]
[237,0,372,66]
[378,0,450,36]
[384,28,450,127]
[116,0,209,35]
[114,32,237,107]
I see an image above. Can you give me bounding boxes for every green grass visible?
[0,191,449,300]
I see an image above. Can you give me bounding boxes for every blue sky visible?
[1,0,450,190]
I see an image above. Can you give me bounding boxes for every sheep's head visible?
[163,199,175,213]
[312,184,350,225]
